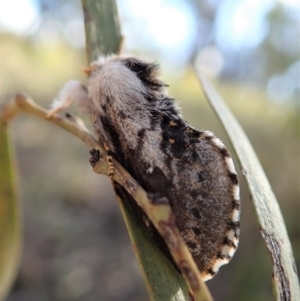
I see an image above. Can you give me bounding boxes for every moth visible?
[51,55,241,281]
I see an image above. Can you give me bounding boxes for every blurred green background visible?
[0,0,299,300]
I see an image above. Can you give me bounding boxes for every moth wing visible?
[124,124,241,280]
[165,128,241,279]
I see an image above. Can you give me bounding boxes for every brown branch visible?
[1,93,213,301]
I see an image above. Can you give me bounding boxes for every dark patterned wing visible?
[108,114,240,280]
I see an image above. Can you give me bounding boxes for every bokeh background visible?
[0,0,299,300]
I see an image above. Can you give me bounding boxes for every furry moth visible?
[53,55,241,281]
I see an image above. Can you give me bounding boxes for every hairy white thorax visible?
[90,61,148,108]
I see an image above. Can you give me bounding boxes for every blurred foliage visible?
[0,0,299,300]
[187,0,299,83]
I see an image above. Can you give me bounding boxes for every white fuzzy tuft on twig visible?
[48,80,88,117]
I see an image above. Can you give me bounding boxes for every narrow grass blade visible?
[0,121,21,301]
[118,195,191,301]
[194,68,300,301]
[81,0,123,62]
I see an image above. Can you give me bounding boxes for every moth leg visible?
[103,143,114,179]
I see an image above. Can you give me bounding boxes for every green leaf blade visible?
[118,196,190,301]
[194,68,300,301]
[0,121,22,301]
[81,0,122,62]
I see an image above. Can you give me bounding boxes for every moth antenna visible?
[117,36,125,54]
[82,67,92,76]
[47,80,88,118]
[82,62,100,77]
